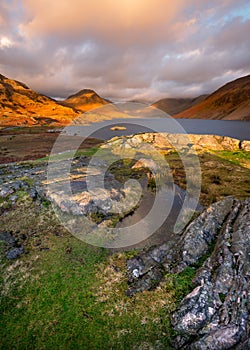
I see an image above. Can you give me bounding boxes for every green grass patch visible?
[17,177,35,187]
[41,199,51,208]
[211,150,250,166]
[171,267,196,304]
[17,190,30,202]
[89,211,106,224]
[0,234,177,349]
[0,201,178,349]
[219,293,226,303]
[36,146,100,162]
[109,158,148,183]
[0,237,109,350]
[0,197,11,210]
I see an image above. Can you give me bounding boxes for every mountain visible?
[152,95,207,115]
[172,75,250,120]
[62,89,110,112]
[0,74,78,126]
[1,73,249,126]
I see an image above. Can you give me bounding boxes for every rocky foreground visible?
[0,133,249,349]
[1,157,249,348]
[127,197,250,349]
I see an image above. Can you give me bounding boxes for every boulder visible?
[6,245,25,259]
[241,140,250,152]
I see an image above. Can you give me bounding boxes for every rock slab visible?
[126,197,250,350]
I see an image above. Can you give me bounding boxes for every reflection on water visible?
[116,184,203,249]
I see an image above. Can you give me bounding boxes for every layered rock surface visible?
[0,156,138,219]
[126,197,250,349]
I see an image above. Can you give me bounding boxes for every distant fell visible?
[173,75,250,120]
[62,89,110,112]
[0,74,78,126]
[0,75,111,126]
[152,95,207,115]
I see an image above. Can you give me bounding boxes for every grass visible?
[164,150,250,206]
[1,145,101,169]
[103,147,246,208]
[0,239,189,349]
[171,267,196,303]
[0,236,108,350]
[0,197,11,211]
[199,151,250,205]
[219,293,226,303]
[16,176,35,187]
[0,198,182,350]
[0,194,199,350]
[13,147,250,209]
[41,199,51,208]
[108,158,149,184]
[0,126,59,135]
[212,150,250,166]
[36,146,100,163]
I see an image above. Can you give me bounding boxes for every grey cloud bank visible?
[0,0,250,101]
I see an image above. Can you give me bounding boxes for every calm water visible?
[71,118,250,141]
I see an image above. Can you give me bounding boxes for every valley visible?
[0,73,249,350]
[1,73,250,128]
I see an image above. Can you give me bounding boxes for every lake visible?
[70,118,250,141]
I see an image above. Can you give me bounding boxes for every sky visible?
[0,0,250,102]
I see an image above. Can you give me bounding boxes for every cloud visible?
[0,0,249,100]
[158,16,250,89]
[20,0,185,45]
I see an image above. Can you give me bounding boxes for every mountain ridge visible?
[0,73,249,126]
[0,74,78,126]
[0,75,110,126]
[172,74,250,120]
[152,95,208,115]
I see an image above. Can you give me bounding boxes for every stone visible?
[0,180,30,200]
[46,158,142,222]
[241,140,250,152]
[9,195,18,203]
[0,231,16,246]
[6,245,25,259]
[28,188,38,200]
[126,197,235,291]
[126,197,250,350]
[0,185,14,198]
[132,158,158,171]
[126,268,163,297]
[171,282,219,335]
[175,196,235,270]
[126,241,176,296]
[172,198,250,348]
[220,136,241,150]
[103,133,245,154]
